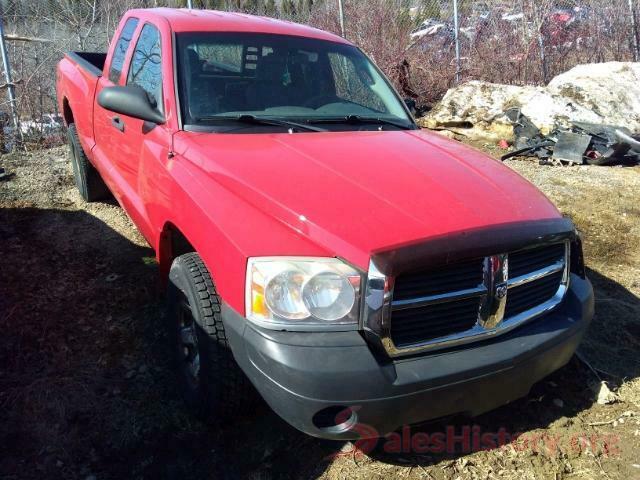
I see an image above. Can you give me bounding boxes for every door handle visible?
[111,116,125,132]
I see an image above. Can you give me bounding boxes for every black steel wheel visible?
[167,252,255,421]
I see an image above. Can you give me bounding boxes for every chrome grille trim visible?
[391,286,487,310]
[362,241,570,357]
[507,260,564,288]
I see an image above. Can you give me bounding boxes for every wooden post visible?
[629,0,639,61]
[453,0,461,83]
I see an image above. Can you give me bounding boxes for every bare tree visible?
[0,0,638,149]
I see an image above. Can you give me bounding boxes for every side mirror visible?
[404,98,417,115]
[97,85,165,124]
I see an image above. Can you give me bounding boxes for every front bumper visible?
[223,274,593,440]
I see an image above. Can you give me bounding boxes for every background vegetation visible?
[0,0,637,144]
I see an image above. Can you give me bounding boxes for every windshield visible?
[176,32,414,132]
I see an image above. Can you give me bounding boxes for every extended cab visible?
[56,8,594,440]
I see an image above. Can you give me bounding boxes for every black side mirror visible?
[97,85,165,125]
[404,98,417,115]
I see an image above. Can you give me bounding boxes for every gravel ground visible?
[1,145,639,480]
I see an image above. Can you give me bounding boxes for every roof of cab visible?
[128,8,350,44]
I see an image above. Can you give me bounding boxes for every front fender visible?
[146,134,331,314]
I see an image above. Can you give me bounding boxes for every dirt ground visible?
[1,144,639,480]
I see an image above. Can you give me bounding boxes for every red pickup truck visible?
[57,8,593,440]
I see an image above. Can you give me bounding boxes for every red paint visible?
[57,9,561,315]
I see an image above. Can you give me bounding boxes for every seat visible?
[246,53,290,110]
[184,49,218,118]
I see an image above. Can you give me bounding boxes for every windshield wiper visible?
[308,115,416,130]
[195,114,327,133]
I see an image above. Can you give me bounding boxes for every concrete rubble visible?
[418,62,640,143]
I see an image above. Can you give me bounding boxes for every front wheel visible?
[167,252,255,421]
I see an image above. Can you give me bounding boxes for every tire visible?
[167,252,254,422]
[67,123,110,202]
[584,155,616,166]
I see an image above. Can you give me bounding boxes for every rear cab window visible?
[126,23,163,112]
[108,18,139,84]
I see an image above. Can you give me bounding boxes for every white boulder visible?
[418,62,640,141]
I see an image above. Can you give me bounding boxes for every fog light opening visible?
[312,406,358,434]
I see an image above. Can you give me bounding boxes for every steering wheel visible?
[302,94,341,109]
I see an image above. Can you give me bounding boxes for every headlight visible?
[246,257,361,327]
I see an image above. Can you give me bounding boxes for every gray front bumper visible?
[222,274,594,440]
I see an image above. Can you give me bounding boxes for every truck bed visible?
[65,51,107,77]
[57,51,107,154]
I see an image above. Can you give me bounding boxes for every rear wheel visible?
[167,252,255,421]
[67,123,110,202]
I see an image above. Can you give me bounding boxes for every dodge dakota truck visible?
[56,8,594,440]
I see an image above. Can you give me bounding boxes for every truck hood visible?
[177,129,561,269]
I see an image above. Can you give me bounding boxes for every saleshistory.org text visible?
[332,415,620,458]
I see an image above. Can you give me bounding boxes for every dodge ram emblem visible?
[495,284,508,299]
[479,254,509,329]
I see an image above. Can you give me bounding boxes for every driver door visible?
[94,21,169,236]
[93,16,139,204]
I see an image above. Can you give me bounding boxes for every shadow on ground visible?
[1,206,638,479]
[0,206,338,480]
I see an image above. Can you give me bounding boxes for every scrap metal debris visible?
[501,108,640,166]
[552,131,592,165]
[594,381,618,405]
[0,167,14,181]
